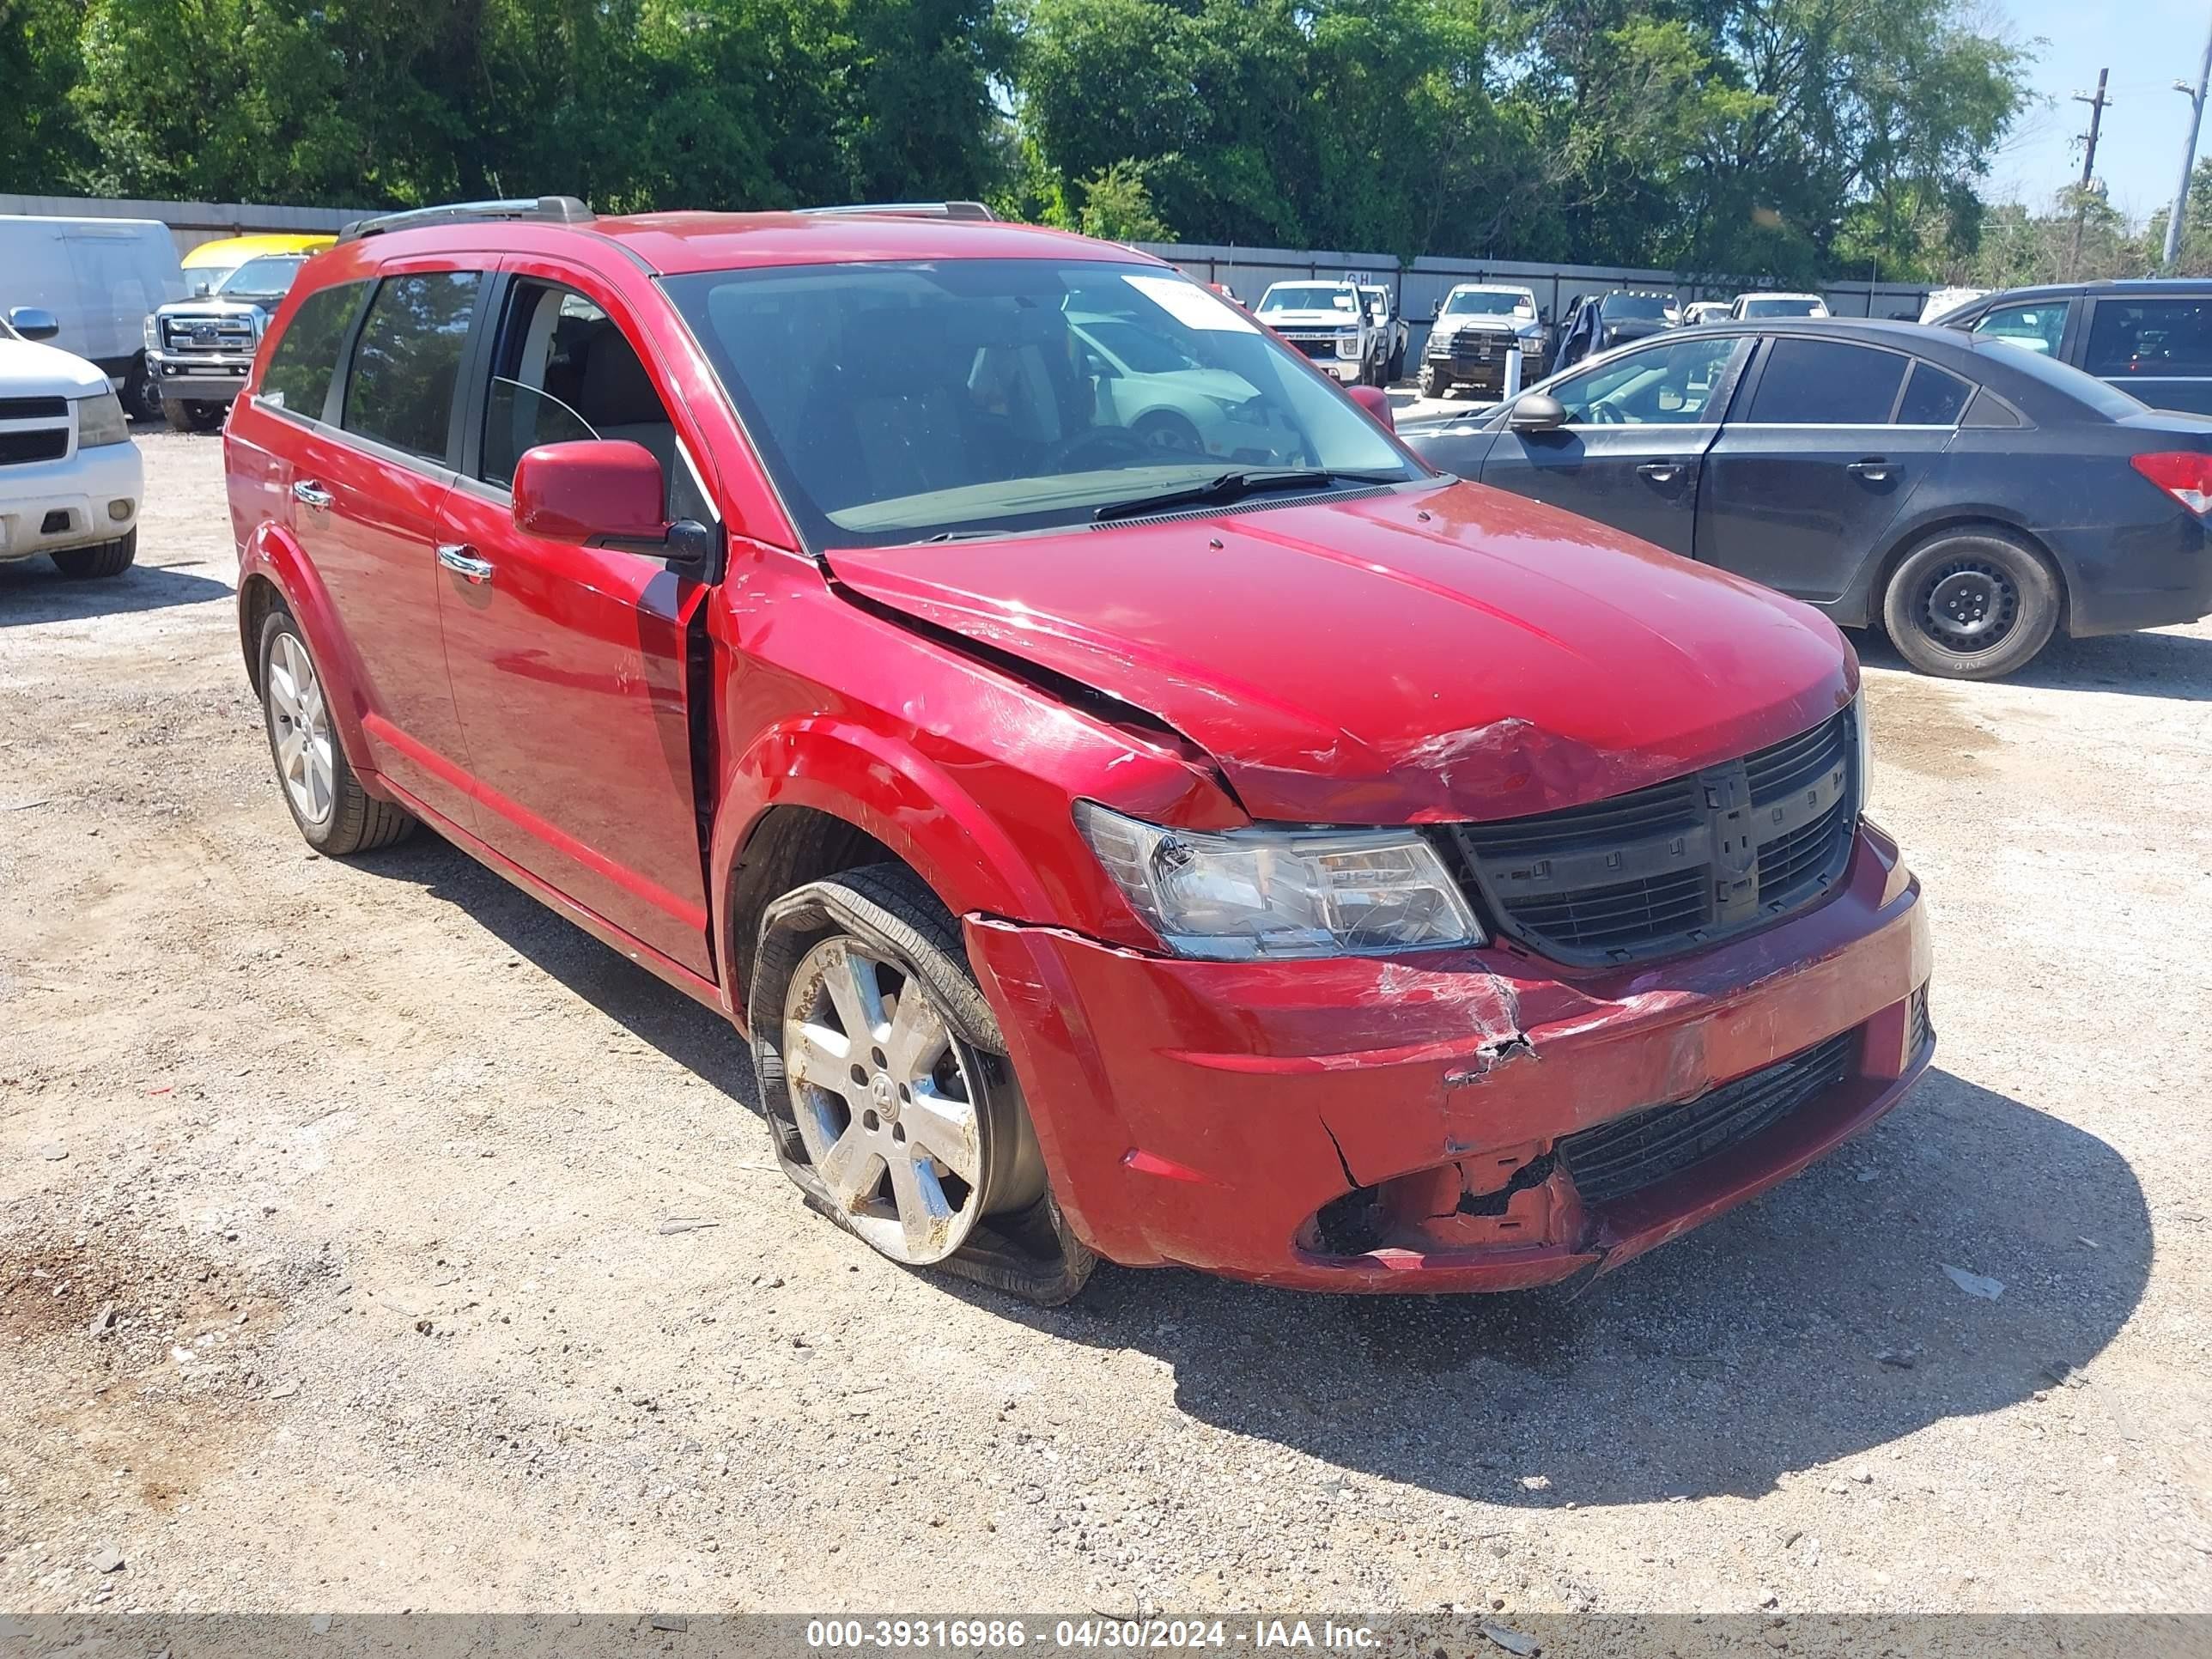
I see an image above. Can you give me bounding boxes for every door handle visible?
[435,543,495,585]
[1847,459,1893,483]
[1637,462,1688,485]
[291,479,334,509]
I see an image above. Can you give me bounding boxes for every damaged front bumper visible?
[966,820,1930,1291]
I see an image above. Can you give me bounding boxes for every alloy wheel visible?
[267,632,336,825]
[781,936,987,1264]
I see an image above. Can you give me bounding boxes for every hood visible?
[826,482,1855,825]
[1435,315,1541,338]
[0,337,108,398]
[158,298,269,319]
[1261,308,1363,330]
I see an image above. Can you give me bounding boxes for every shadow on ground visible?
[356,835,2151,1511]
[0,558,232,626]
[1852,622,2212,702]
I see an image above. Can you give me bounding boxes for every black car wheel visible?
[1881,528,2061,680]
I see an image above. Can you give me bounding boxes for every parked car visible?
[225,196,1929,1304]
[147,252,314,431]
[181,233,335,299]
[1733,292,1830,319]
[1919,286,1989,324]
[0,215,185,419]
[1682,301,1733,325]
[1359,285,1409,382]
[0,305,143,578]
[1065,311,1284,459]
[1417,283,1548,399]
[1255,280,1384,385]
[1553,288,1678,371]
[1932,279,2212,416]
[1400,318,2212,678]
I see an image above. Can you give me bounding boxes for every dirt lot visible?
[3,429,2209,1616]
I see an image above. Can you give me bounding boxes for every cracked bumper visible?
[966,820,1930,1291]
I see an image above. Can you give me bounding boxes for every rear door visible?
[431,265,720,980]
[288,262,489,828]
[1694,336,1960,600]
[1477,331,1748,556]
[2079,291,2212,414]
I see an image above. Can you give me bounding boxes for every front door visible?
[1480,332,1747,557]
[1697,337,1957,600]
[433,273,719,979]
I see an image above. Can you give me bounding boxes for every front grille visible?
[1559,1030,1857,1208]
[0,396,67,421]
[1449,707,1859,964]
[0,429,69,465]
[161,313,256,355]
[1288,337,1334,361]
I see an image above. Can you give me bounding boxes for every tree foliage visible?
[3,0,2033,281]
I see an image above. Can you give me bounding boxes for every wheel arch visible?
[234,523,380,783]
[1859,511,2072,636]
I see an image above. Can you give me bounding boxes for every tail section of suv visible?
[1935,279,2212,416]
[224,198,1930,1303]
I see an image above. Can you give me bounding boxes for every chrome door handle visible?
[1637,462,1686,484]
[1847,459,1893,483]
[291,479,334,509]
[435,543,494,584]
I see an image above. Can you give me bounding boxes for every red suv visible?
[225,198,1932,1304]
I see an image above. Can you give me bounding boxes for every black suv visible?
[1932,280,2212,415]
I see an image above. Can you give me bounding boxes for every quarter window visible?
[1971,300,2069,357]
[258,281,365,422]
[1894,361,1974,426]
[1541,334,1740,425]
[2084,297,2212,378]
[343,271,482,461]
[1747,338,1907,424]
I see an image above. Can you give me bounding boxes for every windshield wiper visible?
[1092,468,1397,524]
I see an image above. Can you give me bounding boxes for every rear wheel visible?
[256,608,415,854]
[1881,528,2061,680]
[752,864,1093,1304]
[50,529,136,580]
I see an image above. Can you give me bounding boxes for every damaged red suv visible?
[225,198,1932,1304]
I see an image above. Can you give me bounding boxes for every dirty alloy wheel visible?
[256,608,416,855]
[752,864,1093,1304]
[1132,410,1204,456]
[1416,362,1444,398]
[1881,528,2059,681]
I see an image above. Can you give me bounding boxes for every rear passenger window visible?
[343,271,482,461]
[259,282,364,421]
[1747,339,1908,424]
[2084,297,2212,378]
[1895,362,1973,426]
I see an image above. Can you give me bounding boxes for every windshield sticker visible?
[1123,275,1258,334]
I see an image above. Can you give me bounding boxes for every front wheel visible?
[1881,529,2061,680]
[256,608,416,854]
[1387,342,1407,381]
[51,529,136,580]
[1416,363,1445,399]
[752,864,1094,1304]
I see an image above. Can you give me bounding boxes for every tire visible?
[163,399,198,433]
[1416,362,1445,399]
[1131,409,1204,456]
[122,353,160,422]
[1388,342,1407,382]
[256,607,416,855]
[751,863,1095,1305]
[1881,527,2061,680]
[165,399,223,434]
[50,528,136,580]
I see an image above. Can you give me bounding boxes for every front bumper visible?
[0,441,143,561]
[968,820,1929,1291]
[148,350,254,406]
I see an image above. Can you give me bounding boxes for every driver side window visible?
[1545,334,1740,425]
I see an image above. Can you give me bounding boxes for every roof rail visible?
[794,201,998,222]
[337,196,594,244]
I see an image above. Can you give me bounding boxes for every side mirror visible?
[1346,384,1395,431]
[7,306,59,342]
[1506,392,1569,434]
[513,439,719,575]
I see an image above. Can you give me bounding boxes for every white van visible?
[0,216,186,419]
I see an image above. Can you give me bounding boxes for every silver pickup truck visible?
[143,253,309,431]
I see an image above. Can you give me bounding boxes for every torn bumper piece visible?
[965,821,1931,1292]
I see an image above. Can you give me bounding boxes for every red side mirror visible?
[512,440,665,544]
[1346,384,1395,431]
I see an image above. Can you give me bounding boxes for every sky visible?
[1985,0,2212,223]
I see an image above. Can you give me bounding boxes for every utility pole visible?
[2165,19,2212,269]
[2069,69,2111,280]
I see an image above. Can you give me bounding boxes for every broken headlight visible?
[1075,801,1483,960]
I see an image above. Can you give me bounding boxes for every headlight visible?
[1075,801,1483,960]
[143,315,159,350]
[75,390,130,448]
[1852,688,1872,811]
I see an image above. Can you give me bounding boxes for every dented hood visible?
[826,480,1856,824]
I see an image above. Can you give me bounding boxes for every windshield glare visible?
[216,256,305,299]
[1443,291,1531,317]
[667,260,1418,548]
[1260,285,1358,313]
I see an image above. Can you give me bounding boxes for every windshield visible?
[1740,296,1823,318]
[1601,294,1674,319]
[665,260,1419,549]
[1259,285,1358,314]
[216,256,306,301]
[1443,290,1530,318]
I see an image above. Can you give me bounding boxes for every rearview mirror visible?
[1506,392,1569,434]
[7,306,59,342]
[512,439,720,575]
[1346,384,1395,431]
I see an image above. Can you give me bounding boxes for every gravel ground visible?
[2,428,2209,1617]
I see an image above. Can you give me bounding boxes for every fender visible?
[236,520,385,793]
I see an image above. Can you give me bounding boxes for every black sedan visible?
[1400,319,2212,678]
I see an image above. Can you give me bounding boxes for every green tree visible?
[1073,158,1171,241]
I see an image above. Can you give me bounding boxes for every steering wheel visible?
[1589,401,1626,425]
[1047,426,1156,470]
